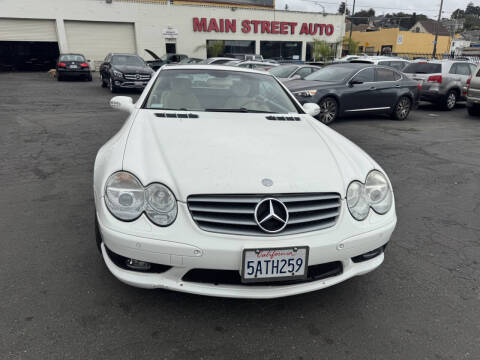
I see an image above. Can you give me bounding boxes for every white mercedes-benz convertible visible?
[94,65,396,298]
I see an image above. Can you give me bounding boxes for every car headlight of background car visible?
[112,70,123,78]
[104,172,177,226]
[293,89,318,97]
[346,170,393,221]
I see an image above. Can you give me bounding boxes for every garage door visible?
[65,21,136,65]
[0,18,57,41]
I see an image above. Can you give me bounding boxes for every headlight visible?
[104,172,177,226]
[293,89,317,97]
[365,170,392,214]
[346,171,393,221]
[105,172,145,221]
[346,181,370,221]
[113,70,123,78]
[145,183,177,226]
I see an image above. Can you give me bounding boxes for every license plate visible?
[134,81,143,86]
[70,65,78,69]
[241,247,308,283]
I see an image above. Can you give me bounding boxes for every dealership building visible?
[0,0,345,70]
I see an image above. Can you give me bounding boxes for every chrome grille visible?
[187,193,341,236]
[124,73,151,80]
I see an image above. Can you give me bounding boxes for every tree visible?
[343,37,360,54]
[351,8,375,25]
[194,41,225,57]
[451,8,465,19]
[312,39,334,61]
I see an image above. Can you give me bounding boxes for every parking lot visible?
[1,72,479,359]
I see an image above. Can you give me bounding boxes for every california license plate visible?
[241,247,308,283]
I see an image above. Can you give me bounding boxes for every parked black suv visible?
[56,53,92,81]
[99,53,154,93]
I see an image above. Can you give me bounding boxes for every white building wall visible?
[1,0,345,61]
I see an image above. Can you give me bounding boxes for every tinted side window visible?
[403,63,441,74]
[448,63,457,74]
[376,68,396,81]
[455,63,472,76]
[469,64,477,74]
[390,61,408,71]
[296,68,312,78]
[352,68,375,82]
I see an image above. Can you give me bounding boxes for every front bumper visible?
[113,77,150,89]
[96,199,396,298]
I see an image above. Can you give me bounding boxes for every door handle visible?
[395,84,401,88]
[369,86,376,90]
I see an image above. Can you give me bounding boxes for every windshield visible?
[60,54,85,62]
[144,69,300,114]
[111,55,145,67]
[269,65,298,78]
[304,66,354,81]
[403,63,442,74]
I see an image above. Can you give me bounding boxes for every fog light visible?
[115,81,121,86]
[125,258,151,271]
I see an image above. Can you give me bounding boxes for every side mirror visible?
[290,74,301,80]
[303,103,320,117]
[110,96,135,113]
[349,79,363,87]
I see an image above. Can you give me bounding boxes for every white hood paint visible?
[122,110,374,202]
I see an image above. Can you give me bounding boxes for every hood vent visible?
[155,112,199,119]
[266,115,301,121]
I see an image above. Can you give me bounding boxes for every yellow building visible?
[348,28,452,57]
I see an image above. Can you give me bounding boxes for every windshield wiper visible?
[205,108,274,113]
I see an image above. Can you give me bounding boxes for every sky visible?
[274,0,477,18]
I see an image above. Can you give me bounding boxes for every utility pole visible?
[348,0,356,54]
[432,0,444,59]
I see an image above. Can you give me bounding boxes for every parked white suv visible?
[350,56,411,71]
[403,60,477,110]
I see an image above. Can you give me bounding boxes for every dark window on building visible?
[206,40,255,58]
[260,41,302,61]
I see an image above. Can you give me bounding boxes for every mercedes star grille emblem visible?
[254,198,289,233]
[136,74,140,80]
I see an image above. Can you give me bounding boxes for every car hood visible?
[286,80,341,92]
[122,111,375,201]
[113,65,152,74]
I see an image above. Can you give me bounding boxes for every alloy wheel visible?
[317,98,337,124]
[446,92,456,110]
[396,97,411,120]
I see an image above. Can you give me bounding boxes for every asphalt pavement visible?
[1,72,479,360]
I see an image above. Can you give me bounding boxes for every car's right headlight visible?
[112,70,123,78]
[104,172,178,226]
[293,89,318,97]
[105,172,145,221]
[346,170,393,221]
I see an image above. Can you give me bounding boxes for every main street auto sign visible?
[193,17,335,36]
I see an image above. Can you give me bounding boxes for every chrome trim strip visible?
[345,107,391,112]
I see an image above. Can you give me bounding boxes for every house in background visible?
[409,20,450,36]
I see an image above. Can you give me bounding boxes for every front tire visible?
[316,97,338,124]
[467,103,480,116]
[442,90,457,111]
[391,96,412,120]
[109,77,117,93]
[95,215,102,253]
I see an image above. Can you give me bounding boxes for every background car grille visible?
[187,193,341,236]
[124,74,150,80]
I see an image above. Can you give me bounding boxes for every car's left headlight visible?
[293,89,317,97]
[113,70,123,78]
[346,170,393,221]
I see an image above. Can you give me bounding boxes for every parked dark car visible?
[145,49,188,70]
[286,63,419,124]
[56,53,92,81]
[99,53,154,93]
